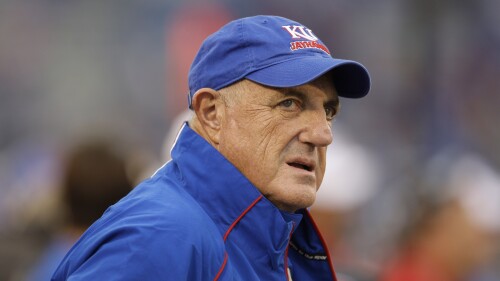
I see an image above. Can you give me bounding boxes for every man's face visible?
[218,75,338,212]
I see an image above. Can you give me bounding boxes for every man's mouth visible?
[287,162,313,172]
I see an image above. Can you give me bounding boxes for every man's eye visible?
[279,99,299,109]
[325,106,337,120]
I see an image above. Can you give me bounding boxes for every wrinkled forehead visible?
[303,72,338,100]
[232,76,337,99]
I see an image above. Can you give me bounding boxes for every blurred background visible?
[0,0,499,280]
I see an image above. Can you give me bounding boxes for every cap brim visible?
[245,57,370,99]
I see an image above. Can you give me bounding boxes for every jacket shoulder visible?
[52,176,226,280]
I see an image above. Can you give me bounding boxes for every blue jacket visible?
[52,123,337,280]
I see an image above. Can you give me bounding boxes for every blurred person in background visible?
[379,153,500,281]
[26,139,133,281]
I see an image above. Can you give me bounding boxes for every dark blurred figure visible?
[26,140,133,281]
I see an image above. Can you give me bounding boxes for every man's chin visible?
[271,189,317,212]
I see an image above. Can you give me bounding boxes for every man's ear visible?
[190,88,224,145]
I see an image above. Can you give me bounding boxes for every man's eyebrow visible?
[283,88,340,108]
[282,89,308,100]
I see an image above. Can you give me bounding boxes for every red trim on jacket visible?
[214,195,264,280]
[285,222,295,281]
[213,252,228,281]
[223,195,263,241]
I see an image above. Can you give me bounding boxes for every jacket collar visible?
[168,123,303,240]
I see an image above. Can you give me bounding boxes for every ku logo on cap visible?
[282,25,330,55]
[282,25,319,41]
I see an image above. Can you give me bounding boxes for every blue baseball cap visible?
[188,15,370,107]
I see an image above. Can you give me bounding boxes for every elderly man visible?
[52,15,370,280]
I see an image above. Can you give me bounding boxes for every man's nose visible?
[298,111,333,147]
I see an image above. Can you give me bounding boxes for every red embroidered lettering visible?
[288,41,330,55]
